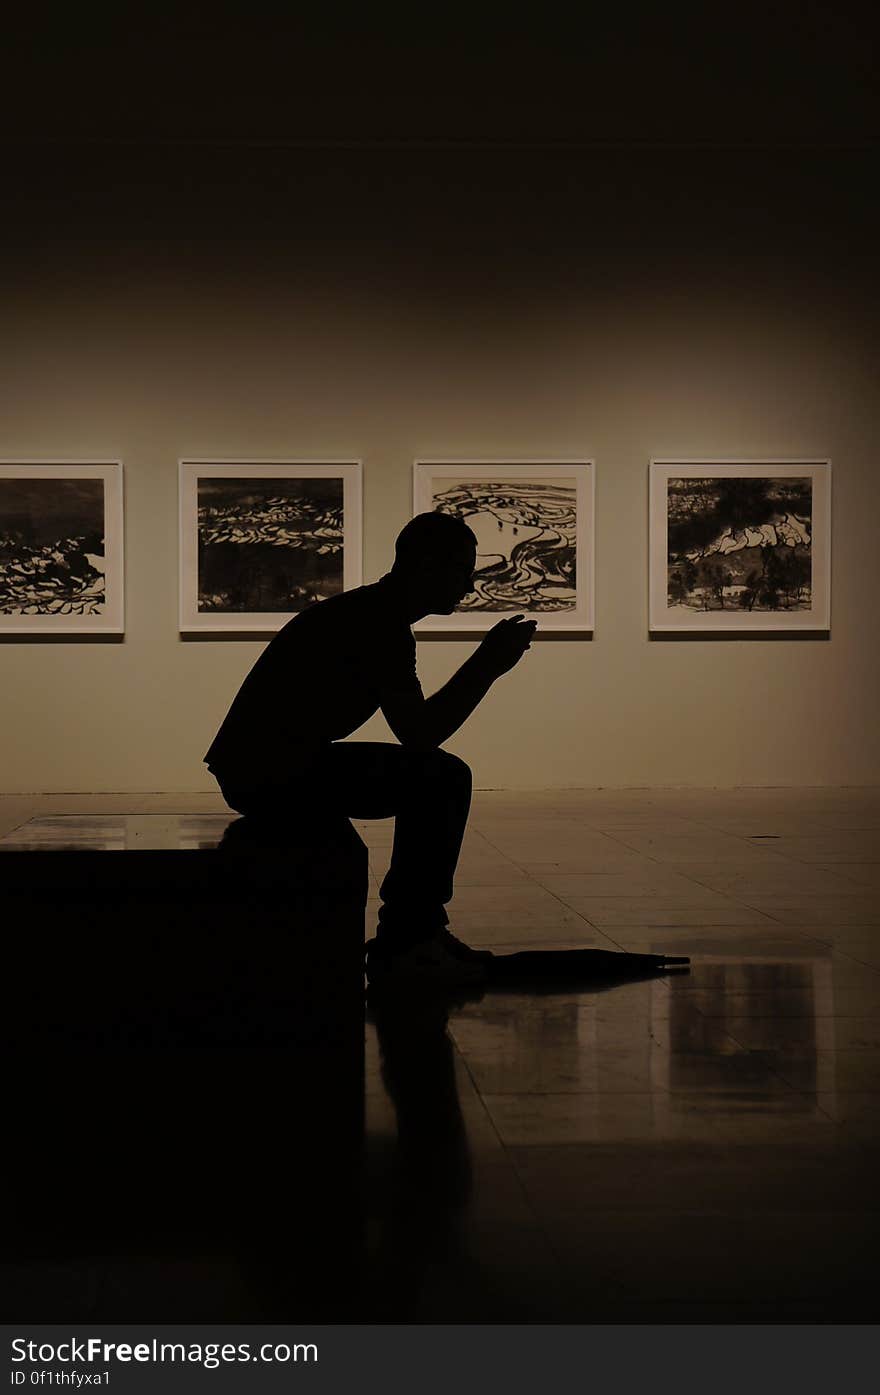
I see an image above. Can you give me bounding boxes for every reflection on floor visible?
[0,813,239,851]
[2,787,879,1321]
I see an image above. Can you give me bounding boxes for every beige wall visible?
[1,150,878,791]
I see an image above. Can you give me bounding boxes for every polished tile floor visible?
[360,786,880,1323]
[2,787,879,1322]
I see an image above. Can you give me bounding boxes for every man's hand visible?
[383,614,536,749]
[477,615,538,676]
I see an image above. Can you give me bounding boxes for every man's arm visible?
[382,616,537,751]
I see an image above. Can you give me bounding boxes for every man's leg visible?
[213,746,485,979]
[318,742,472,949]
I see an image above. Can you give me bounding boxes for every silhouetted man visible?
[205,512,536,985]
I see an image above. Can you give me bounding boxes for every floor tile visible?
[508,1139,877,1214]
[751,834,880,863]
[815,1091,880,1132]
[772,1049,880,1093]
[660,950,873,989]
[820,863,880,890]
[667,987,880,1017]
[722,1015,880,1050]
[448,883,570,913]
[823,941,880,970]
[483,1092,726,1144]
[599,831,792,862]
[738,896,880,926]
[518,854,656,874]
[796,925,880,948]
[687,1093,846,1143]
[665,861,869,896]
[446,912,595,942]
[608,930,816,950]
[534,871,733,900]
[560,898,780,927]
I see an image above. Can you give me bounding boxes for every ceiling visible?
[4,4,878,147]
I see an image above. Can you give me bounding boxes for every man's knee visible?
[411,748,472,794]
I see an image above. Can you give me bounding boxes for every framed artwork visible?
[0,461,124,635]
[179,460,362,633]
[649,460,831,632]
[412,460,595,632]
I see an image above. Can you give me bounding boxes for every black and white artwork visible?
[0,463,124,634]
[198,477,344,612]
[649,460,831,632]
[413,461,594,632]
[179,461,362,632]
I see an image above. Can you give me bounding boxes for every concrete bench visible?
[1,814,368,1315]
[1,812,368,1048]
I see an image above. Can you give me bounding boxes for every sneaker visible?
[436,927,494,963]
[365,935,490,988]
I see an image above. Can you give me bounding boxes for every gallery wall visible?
[1,145,878,792]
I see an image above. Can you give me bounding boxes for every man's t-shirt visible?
[204,574,422,783]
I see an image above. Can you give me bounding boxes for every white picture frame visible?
[412,459,595,633]
[0,461,124,635]
[649,459,831,632]
[179,459,363,633]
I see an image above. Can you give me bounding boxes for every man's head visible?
[391,511,477,616]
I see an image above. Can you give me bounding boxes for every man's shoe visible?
[365,935,490,988]
[436,927,494,963]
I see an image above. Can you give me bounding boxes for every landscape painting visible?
[0,462,124,634]
[413,461,594,632]
[649,460,831,632]
[179,461,362,632]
